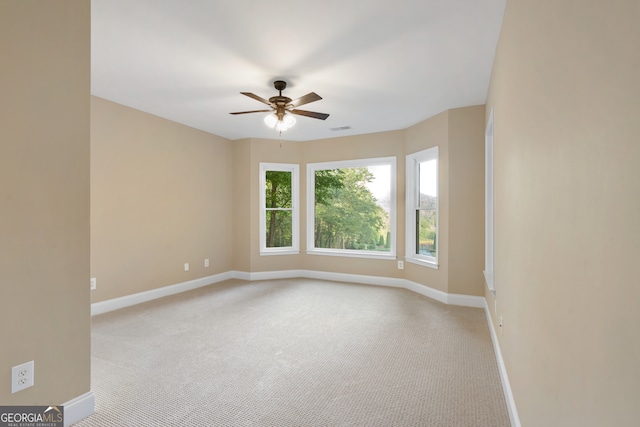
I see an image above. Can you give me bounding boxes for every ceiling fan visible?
[230,80,329,132]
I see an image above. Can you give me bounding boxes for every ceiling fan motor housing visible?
[269,81,291,120]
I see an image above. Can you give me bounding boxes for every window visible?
[260,163,299,255]
[406,147,438,268]
[484,108,495,291]
[306,157,396,259]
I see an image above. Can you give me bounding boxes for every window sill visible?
[260,249,300,256]
[405,257,439,270]
[484,270,495,293]
[307,249,395,260]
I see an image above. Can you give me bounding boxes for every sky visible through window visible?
[365,161,436,205]
[365,165,391,211]
[420,160,437,197]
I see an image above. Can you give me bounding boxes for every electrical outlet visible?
[397,261,404,270]
[184,263,189,272]
[90,277,97,290]
[204,259,209,268]
[12,361,34,393]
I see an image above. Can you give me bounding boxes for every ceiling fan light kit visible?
[231,80,329,134]
[264,114,278,128]
[263,112,296,131]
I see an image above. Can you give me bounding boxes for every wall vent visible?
[330,126,351,131]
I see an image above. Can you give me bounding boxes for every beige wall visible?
[300,131,406,277]
[248,139,304,273]
[232,132,408,277]
[402,108,485,296]
[0,1,90,405]
[206,117,482,290]
[448,106,486,296]
[486,0,640,425]
[93,104,485,302]
[12,1,639,423]
[91,97,234,301]
[404,111,450,293]
[232,139,252,272]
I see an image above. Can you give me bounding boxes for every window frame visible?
[306,156,397,259]
[405,146,439,269]
[259,162,300,256]
[484,107,495,291]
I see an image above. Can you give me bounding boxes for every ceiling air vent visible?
[330,126,351,131]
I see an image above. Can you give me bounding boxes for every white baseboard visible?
[91,272,233,316]
[231,269,305,281]
[63,391,94,426]
[230,270,251,281]
[303,269,407,288]
[402,279,449,304]
[447,292,486,308]
[233,269,485,308]
[484,301,521,427]
[93,269,486,316]
[308,272,485,308]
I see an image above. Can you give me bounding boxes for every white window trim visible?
[405,146,439,269]
[484,108,496,292]
[405,257,439,269]
[260,162,299,256]
[306,156,397,259]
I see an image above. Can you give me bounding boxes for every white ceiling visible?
[91,0,505,142]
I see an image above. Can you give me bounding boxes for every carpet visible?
[75,278,509,426]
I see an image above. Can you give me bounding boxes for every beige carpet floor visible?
[75,278,509,426]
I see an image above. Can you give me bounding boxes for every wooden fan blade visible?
[290,109,330,120]
[229,109,271,115]
[288,92,322,108]
[241,92,271,106]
